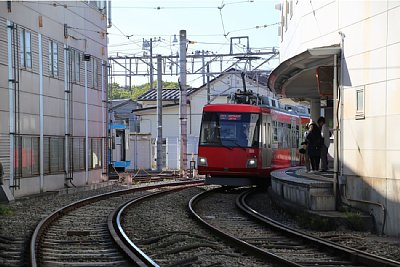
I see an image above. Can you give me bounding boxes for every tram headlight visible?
[247,158,257,168]
[198,157,208,166]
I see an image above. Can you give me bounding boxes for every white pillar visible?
[85,61,89,184]
[38,34,44,192]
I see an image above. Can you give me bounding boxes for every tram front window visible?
[199,112,259,148]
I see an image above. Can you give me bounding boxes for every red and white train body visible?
[197,97,309,186]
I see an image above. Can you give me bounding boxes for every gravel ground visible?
[246,189,400,263]
[0,181,399,266]
[0,181,162,266]
[122,186,273,267]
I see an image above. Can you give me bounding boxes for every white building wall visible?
[280,0,400,236]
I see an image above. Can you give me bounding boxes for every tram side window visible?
[283,123,291,148]
[273,122,292,148]
[273,121,278,143]
[250,118,260,147]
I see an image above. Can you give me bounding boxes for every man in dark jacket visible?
[306,122,322,172]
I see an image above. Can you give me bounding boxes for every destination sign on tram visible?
[219,114,242,121]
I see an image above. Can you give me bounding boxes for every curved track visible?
[30,180,203,267]
[189,187,400,267]
[116,185,272,266]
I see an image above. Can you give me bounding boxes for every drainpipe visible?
[38,33,44,192]
[7,20,14,191]
[333,54,338,209]
[85,60,89,184]
[338,31,345,194]
[64,44,70,185]
[101,60,106,178]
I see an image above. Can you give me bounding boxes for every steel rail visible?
[188,187,302,267]
[29,180,203,267]
[237,189,400,267]
[109,182,205,267]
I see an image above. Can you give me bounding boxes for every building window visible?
[72,137,85,171]
[14,136,40,178]
[19,28,32,68]
[355,87,365,120]
[43,137,65,174]
[92,58,98,88]
[90,138,102,169]
[71,49,80,82]
[49,40,58,77]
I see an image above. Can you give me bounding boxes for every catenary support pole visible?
[156,55,163,172]
[179,30,187,177]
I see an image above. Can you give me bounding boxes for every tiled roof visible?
[137,88,199,101]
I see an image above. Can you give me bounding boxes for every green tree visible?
[108,81,179,101]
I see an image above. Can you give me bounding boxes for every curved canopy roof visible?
[268,45,341,100]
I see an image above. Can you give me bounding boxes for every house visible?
[109,99,141,132]
[132,70,273,170]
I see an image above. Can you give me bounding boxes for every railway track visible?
[189,187,400,267]
[118,185,273,266]
[29,180,203,267]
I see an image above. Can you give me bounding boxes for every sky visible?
[107,0,280,87]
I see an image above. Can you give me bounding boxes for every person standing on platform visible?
[302,123,311,172]
[318,116,330,172]
[305,122,322,173]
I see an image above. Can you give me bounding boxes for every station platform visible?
[271,167,336,211]
[269,167,374,231]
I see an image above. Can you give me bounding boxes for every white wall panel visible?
[345,47,387,87]
[386,43,400,81]
[386,115,400,151]
[343,149,387,178]
[386,79,400,115]
[342,12,388,57]
[342,116,386,150]
[338,1,387,30]
[364,82,387,118]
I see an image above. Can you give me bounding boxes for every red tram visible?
[197,91,309,186]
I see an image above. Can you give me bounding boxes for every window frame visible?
[355,86,365,120]
[71,49,81,82]
[92,57,98,88]
[19,28,32,69]
[48,40,59,77]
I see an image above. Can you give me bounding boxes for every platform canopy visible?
[268,45,341,101]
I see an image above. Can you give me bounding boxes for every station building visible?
[269,1,400,236]
[0,1,110,198]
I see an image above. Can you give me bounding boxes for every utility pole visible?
[149,38,153,90]
[179,30,187,177]
[156,55,163,172]
[207,64,210,104]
